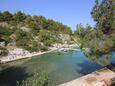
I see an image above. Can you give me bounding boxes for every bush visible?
[0,26,14,36]
[0,46,9,57]
[40,46,48,52]
[16,72,49,86]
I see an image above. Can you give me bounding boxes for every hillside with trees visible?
[0,11,73,56]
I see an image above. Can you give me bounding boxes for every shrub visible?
[0,46,9,57]
[16,72,49,86]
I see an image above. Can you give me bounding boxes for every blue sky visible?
[0,0,96,31]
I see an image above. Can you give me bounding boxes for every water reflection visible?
[76,61,103,75]
[83,51,113,66]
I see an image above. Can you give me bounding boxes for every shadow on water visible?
[0,66,32,86]
[76,52,115,75]
[76,61,103,75]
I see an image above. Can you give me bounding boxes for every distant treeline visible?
[0,11,72,34]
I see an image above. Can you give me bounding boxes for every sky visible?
[0,0,96,31]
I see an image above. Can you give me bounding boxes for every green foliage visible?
[91,0,115,34]
[0,11,72,35]
[13,11,27,23]
[25,16,37,29]
[16,72,49,86]
[74,24,93,48]
[15,29,49,52]
[40,46,48,52]
[0,26,15,44]
[90,0,115,52]
[0,26,14,36]
[0,11,13,22]
[46,19,72,35]
[75,24,114,65]
[38,30,55,46]
[15,29,33,51]
[75,0,115,65]
[0,12,4,22]
[0,11,73,52]
[0,46,9,57]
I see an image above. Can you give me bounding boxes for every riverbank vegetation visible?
[74,0,115,65]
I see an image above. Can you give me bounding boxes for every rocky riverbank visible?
[0,44,79,63]
[0,48,57,63]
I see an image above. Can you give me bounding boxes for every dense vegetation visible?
[74,0,115,65]
[16,72,49,86]
[0,11,72,54]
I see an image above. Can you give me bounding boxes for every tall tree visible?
[78,0,115,65]
[91,0,115,34]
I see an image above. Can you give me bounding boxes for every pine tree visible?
[78,0,115,65]
[91,0,115,34]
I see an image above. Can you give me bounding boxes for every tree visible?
[25,16,47,35]
[80,0,115,65]
[0,11,13,22]
[25,16,37,29]
[38,29,55,46]
[15,29,32,50]
[91,0,115,34]
[13,11,27,24]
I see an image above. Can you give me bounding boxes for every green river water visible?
[0,50,114,86]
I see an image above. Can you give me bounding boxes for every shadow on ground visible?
[0,66,32,86]
[76,61,103,75]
